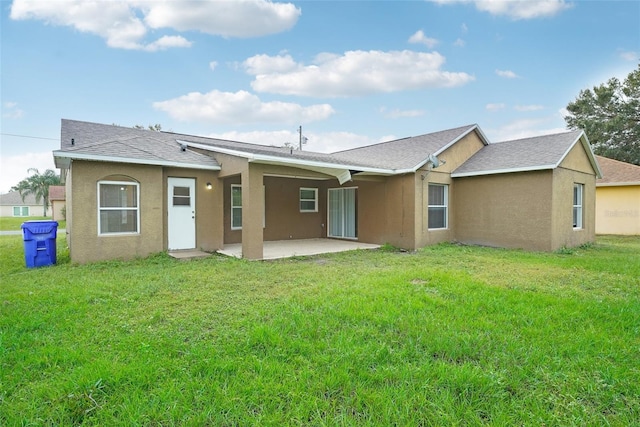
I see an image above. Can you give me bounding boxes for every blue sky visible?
[1,0,638,193]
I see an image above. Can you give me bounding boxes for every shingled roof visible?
[55,119,221,170]
[56,120,482,177]
[0,191,41,206]
[332,124,486,170]
[596,155,640,186]
[452,130,601,178]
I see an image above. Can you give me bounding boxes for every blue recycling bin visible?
[21,220,58,268]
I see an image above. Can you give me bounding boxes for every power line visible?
[1,133,58,141]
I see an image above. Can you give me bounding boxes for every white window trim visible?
[231,184,242,230]
[573,183,584,229]
[13,206,29,217]
[230,184,266,230]
[300,187,318,213]
[97,180,140,235]
[428,183,448,230]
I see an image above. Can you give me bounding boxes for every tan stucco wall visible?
[550,142,597,249]
[51,200,66,221]
[413,130,486,249]
[68,162,222,263]
[595,185,640,235]
[453,171,555,251]
[68,161,164,264]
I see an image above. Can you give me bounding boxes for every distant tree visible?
[565,64,640,165]
[133,124,162,131]
[11,168,61,216]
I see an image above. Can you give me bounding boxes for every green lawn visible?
[1,235,639,426]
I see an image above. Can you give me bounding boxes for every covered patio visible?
[218,238,381,260]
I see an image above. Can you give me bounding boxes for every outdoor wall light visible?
[206,182,212,190]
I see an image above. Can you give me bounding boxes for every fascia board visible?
[451,165,555,178]
[179,140,398,175]
[52,150,220,171]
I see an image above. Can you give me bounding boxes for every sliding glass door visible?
[328,187,357,239]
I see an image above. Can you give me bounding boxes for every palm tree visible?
[11,168,61,216]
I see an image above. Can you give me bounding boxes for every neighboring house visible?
[49,185,66,222]
[53,119,601,264]
[0,191,50,217]
[594,155,640,235]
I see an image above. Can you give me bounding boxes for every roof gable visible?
[452,130,601,178]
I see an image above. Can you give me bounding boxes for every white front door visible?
[168,177,196,250]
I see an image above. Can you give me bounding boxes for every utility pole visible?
[298,125,308,151]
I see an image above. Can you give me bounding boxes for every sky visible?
[1,0,638,194]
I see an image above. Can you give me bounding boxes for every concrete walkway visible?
[0,229,66,236]
[218,238,380,260]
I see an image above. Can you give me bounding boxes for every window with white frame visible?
[573,183,584,229]
[428,184,448,229]
[300,187,318,212]
[231,184,242,230]
[230,184,266,230]
[98,181,139,234]
[13,206,29,217]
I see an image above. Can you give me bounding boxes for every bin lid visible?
[21,220,59,233]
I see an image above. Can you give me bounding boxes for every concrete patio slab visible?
[218,238,380,260]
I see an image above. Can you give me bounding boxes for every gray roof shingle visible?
[452,130,586,177]
[331,124,481,170]
[58,120,482,173]
[0,191,41,206]
[57,120,220,169]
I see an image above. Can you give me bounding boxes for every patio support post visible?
[241,165,264,260]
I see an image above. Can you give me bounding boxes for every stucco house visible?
[53,119,601,264]
[48,185,66,222]
[595,155,640,235]
[0,191,50,217]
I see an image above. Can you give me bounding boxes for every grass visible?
[0,216,66,231]
[1,235,639,425]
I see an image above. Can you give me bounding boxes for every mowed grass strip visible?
[1,235,639,425]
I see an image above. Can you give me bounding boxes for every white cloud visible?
[243,54,299,74]
[454,38,466,47]
[209,61,218,71]
[495,69,519,79]
[408,30,439,48]
[515,104,544,112]
[0,152,56,194]
[618,50,639,61]
[486,103,506,112]
[488,118,567,142]
[380,107,426,119]
[3,102,24,119]
[10,0,301,50]
[206,130,378,153]
[144,35,192,52]
[245,50,475,97]
[461,23,468,33]
[431,0,572,20]
[153,90,335,125]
